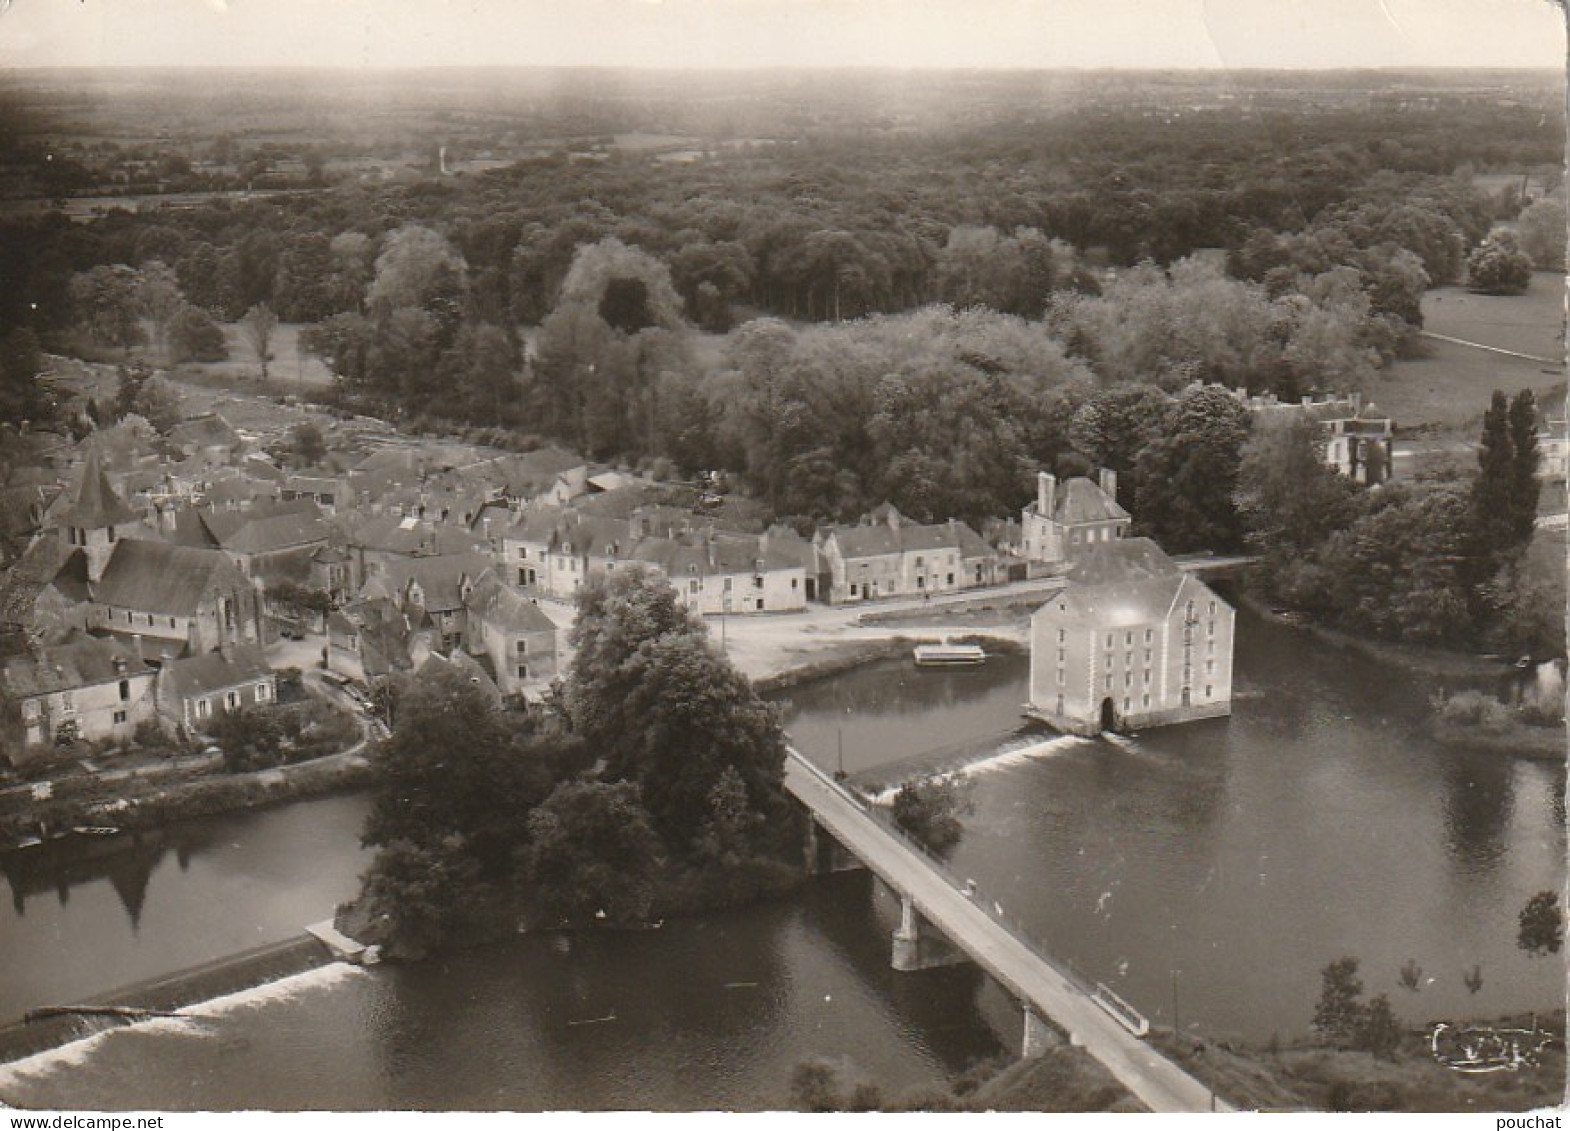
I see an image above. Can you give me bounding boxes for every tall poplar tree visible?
[1470,390,1517,568]
[1507,389,1541,545]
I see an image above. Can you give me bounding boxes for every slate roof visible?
[1052,477,1130,526]
[203,476,280,509]
[827,512,991,561]
[1044,538,1223,628]
[92,540,249,617]
[49,448,139,529]
[363,552,495,613]
[464,573,556,635]
[504,509,634,559]
[0,634,153,697]
[413,649,501,704]
[333,598,433,678]
[216,508,329,556]
[339,513,489,557]
[159,643,273,701]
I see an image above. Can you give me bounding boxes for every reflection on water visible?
[0,793,373,1024]
[783,608,1566,1040]
[0,873,1003,1112]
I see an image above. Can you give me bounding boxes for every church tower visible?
[52,447,140,584]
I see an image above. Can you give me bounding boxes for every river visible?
[0,607,1562,1109]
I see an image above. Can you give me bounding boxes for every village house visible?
[0,634,157,756]
[336,513,491,593]
[156,643,277,737]
[502,508,634,600]
[1027,538,1235,736]
[632,526,811,614]
[281,472,346,514]
[90,539,264,655]
[461,572,559,696]
[816,505,998,604]
[358,551,494,652]
[326,598,437,684]
[309,544,354,605]
[1020,470,1131,571]
[205,505,331,584]
[410,649,503,708]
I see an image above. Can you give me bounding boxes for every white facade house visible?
[1028,539,1235,736]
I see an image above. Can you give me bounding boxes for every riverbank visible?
[1147,1010,1566,1113]
[1429,718,1566,759]
[0,749,375,849]
[1234,591,1516,683]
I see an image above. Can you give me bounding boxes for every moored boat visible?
[913,643,987,667]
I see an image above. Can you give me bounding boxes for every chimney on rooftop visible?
[1099,467,1118,502]
[1037,471,1056,516]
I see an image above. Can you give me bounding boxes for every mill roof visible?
[1039,538,1227,628]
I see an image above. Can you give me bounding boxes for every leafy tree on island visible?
[891,774,974,855]
[565,567,792,860]
[1470,389,1542,581]
[524,779,665,927]
[355,836,483,961]
[1235,416,1363,583]
[363,663,584,878]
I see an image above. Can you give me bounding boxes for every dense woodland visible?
[0,74,1564,657]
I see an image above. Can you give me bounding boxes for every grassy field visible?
[205,321,336,388]
[1372,274,1565,431]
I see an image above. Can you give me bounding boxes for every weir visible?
[0,934,337,1067]
[782,745,1225,1114]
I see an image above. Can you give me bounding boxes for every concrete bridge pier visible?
[890,892,968,972]
[1021,1004,1068,1058]
[803,817,865,876]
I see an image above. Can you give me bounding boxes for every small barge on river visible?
[913,643,987,668]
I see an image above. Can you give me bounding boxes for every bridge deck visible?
[784,750,1226,1114]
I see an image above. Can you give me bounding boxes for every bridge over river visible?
[784,747,1228,1114]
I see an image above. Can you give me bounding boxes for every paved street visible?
[784,752,1229,1114]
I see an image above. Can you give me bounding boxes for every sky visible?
[0,0,1563,70]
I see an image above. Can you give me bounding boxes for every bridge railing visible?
[787,747,1104,1001]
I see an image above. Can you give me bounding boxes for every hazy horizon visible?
[0,0,1563,72]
